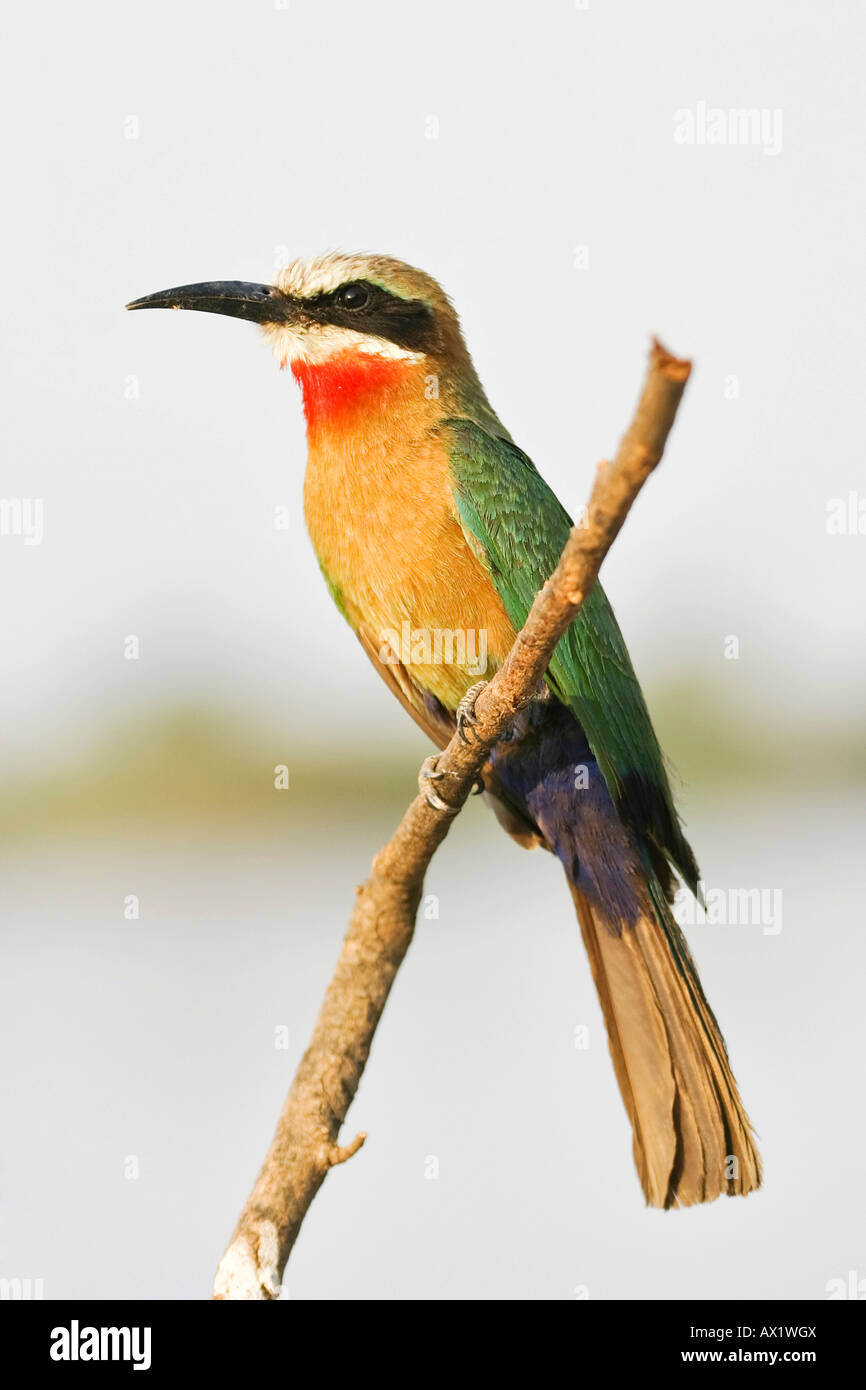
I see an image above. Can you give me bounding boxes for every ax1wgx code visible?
[50,1320,151,1371]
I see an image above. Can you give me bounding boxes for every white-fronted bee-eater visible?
[128,253,761,1207]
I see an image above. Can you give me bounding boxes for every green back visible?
[441,417,698,893]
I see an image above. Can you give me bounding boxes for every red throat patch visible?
[290,350,417,430]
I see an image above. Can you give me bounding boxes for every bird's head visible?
[126,252,496,427]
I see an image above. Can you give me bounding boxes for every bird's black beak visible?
[125,280,291,325]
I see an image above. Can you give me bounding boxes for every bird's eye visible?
[335,282,371,311]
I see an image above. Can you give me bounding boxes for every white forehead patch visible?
[274,253,378,300]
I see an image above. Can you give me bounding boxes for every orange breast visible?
[297,352,516,710]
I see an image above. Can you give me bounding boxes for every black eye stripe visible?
[305,280,382,313]
[297,281,441,354]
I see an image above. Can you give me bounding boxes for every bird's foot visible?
[456,680,489,744]
[418,755,459,816]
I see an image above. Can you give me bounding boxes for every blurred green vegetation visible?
[0,683,862,839]
[0,707,420,841]
[649,678,866,790]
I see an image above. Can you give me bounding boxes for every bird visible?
[127,252,761,1208]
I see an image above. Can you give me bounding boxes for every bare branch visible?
[212,337,692,1299]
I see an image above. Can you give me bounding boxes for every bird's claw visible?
[419,755,445,784]
[456,680,489,744]
[419,755,459,815]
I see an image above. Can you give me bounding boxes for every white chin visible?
[261,322,422,366]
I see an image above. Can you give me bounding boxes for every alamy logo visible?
[378,622,488,675]
[673,881,783,936]
[826,1270,866,1299]
[0,497,43,546]
[674,102,783,157]
[0,1277,43,1299]
[50,1320,152,1371]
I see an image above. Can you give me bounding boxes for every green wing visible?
[441,416,698,892]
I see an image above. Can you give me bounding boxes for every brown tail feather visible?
[571,884,762,1207]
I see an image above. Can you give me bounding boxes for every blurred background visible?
[1,0,864,1299]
